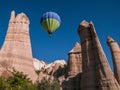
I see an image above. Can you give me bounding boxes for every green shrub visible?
[0,71,36,90]
[0,71,60,90]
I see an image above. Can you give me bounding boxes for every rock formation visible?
[107,36,120,84]
[33,58,47,70]
[0,11,37,81]
[1,11,120,90]
[62,42,82,90]
[33,59,67,83]
[67,42,82,76]
[78,20,120,90]
[33,59,66,71]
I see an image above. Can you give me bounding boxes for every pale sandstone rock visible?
[62,42,82,90]
[33,58,47,70]
[0,11,37,82]
[33,58,67,83]
[67,42,82,76]
[1,11,120,90]
[78,20,120,90]
[107,36,120,84]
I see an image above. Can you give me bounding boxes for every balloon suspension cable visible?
[48,31,52,38]
[49,34,52,38]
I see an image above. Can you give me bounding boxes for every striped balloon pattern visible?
[41,12,61,35]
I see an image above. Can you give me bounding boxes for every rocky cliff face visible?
[0,11,37,81]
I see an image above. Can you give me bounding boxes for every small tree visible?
[37,78,60,90]
[0,77,10,90]
[7,71,36,90]
[0,70,36,90]
[37,78,51,90]
[51,79,60,90]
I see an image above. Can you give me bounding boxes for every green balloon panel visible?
[41,18,60,34]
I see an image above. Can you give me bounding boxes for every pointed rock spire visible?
[78,20,120,90]
[9,10,15,23]
[107,36,116,46]
[69,42,81,54]
[62,42,82,90]
[68,42,82,76]
[15,12,29,24]
[80,20,90,28]
[0,11,37,82]
[107,36,120,84]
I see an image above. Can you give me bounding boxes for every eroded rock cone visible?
[78,20,120,90]
[107,36,120,84]
[67,42,82,76]
[62,42,82,90]
[0,11,37,82]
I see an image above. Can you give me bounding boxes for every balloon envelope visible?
[41,12,61,35]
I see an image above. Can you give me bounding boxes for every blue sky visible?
[0,0,120,69]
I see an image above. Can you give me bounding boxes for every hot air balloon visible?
[40,12,61,35]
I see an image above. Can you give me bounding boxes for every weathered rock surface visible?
[107,36,120,84]
[0,11,37,81]
[62,42,82,90]
[1,11,120,90]
[78,20,120,90]
[67,42,82,76]
[33,58,67,82]
[33,58,47,70]
[33,59,66,71]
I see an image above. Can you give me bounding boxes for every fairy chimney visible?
[78,20,120,90]
[62,42,82,90]
[0,11,37,81]
[107,36,120,84]
[67,42,82,76]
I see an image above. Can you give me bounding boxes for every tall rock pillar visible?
[67,42,82,76]
[78,20,120,90]
[107,36,120,84]
[0,11,37,81]
[62,42,82,90]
